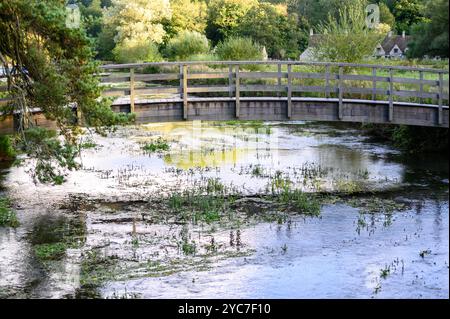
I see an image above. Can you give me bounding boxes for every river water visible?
[0,121,448,299]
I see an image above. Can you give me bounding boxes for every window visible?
[394,48,399,54]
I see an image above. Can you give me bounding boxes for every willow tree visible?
[0,0,132,183]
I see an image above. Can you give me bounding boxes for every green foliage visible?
[312,0,384,63]
[390,0,425,33]
[379,2,396,28]
[142,138,170,153]
[0,135,16,160]
[0,0,134,184]
[278,187,321,216]
[15,128,79,184]
[215,36,264,61]
[237,2,306,59]
[164,31,210,61]
[34,242,67,260]
[113,40,162,63]
[165,0,208,36]
[407,0,449,58]
[206,0,258,43]
[0,197,20,228]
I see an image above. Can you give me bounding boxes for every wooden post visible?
[235,65,240,118]
[419,71,424,105]
[277,63,282,98]
[338,66,344,120]
[438,72,444,125]
[372,67,377,101]
[389,68,394,122]
[229,65,234,98]
[325,65,330,99]
[129,68,135,113]
[287,64,292,119]
[182,64,188,120]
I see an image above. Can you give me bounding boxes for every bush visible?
[164,31,210,61]
[215,36,264,61]
[0,135,16,161]
[113,40,162,63]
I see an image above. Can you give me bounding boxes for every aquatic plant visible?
[0,197,19,228]
[142,138,170,153]
[34,242,67,260]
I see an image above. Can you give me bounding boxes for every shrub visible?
[113,40,162,63]
[164,31,210,61]
[215,36,264,61]
[0,135,16,161]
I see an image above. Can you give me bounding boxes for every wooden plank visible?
[419,71,424,104]
[372,67,377,100]
[325,65,330,98]
[287,64,292,119]
[101,76,130,83]
[338,66,343,120]
[102,89,130,97]
[183,65,188,120]
[393,77,438,85]
[239,72,287,79]
[277,64,282,98]
[188,72,229,80]
[389,69,394,122]
[292,72,335,80]
[235,65,240,118]
[134,87,180,95]
[188,86,230,93]
[229,65,234,98]
[130,68,135,113]
[292,86,338,93]
[240,85,285,92]
[393,90,437,98]
[134,73,180,81]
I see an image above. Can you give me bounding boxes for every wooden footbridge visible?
[1,61,448,133]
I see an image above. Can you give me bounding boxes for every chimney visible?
[388,31,393,37]
[310,29,314,36]
[402,31,406,38]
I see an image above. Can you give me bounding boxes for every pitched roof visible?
[380,35,413,52]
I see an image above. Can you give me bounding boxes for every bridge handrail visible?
[96,60,449,125]
[100,60,449,74]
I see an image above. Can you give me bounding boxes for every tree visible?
[165,0,208,36]
[379,2,395,28]
[103,0,172,62]
[408,0,449,58]
[390,0,425,32]
[0,0,131,183]
[206,0,258,44]
[288,0,369,28]
[312,0,384,63]
[237,2,306,59]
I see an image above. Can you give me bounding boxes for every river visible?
[0,121,448,299]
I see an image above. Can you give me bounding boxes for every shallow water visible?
[0,121,448,299]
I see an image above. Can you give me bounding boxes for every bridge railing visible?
[1,61,448,124]
[99,61,449,124]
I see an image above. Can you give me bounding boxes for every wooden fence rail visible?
[1,61,449,126]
